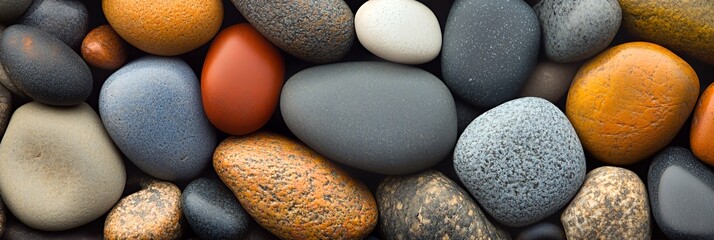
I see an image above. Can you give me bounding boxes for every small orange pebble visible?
[80,25,126,70]
[690,84,714,166]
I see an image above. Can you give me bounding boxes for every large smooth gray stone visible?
[18,0,89,47]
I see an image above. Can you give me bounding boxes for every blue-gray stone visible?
[183,178,250,240]
[0,0,32,22]
[442,0,540,109]
[99,56,217,181]
[516,223,566,240]
[454,97,586,227]
[649,147,714,240]
[18,0,88,47]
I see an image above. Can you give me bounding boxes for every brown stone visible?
[80,25,127,70]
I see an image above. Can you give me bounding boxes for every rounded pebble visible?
[0,0,32,22]
[182,177,250,240]
[18,0,88,47]
[81,25,127,70]
[0,25,29,99]
[520,61,579,103]
[690,83,714,166]
[516,223,566,240]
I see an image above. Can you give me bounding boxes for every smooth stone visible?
[0,25,92,106]
[0,0,32,22]
[649,147,714,239]
[455,99,482,135]
[442,0,540,108]
[566,42,699,165]
[182,178,250,240]
[213,132,378,239]
[454,97,586,227]
[103,0,223,56]
[202,23,284,135]
[81,25,127,70]
[0,25,28,99]
[561,166,650,239]
[516,223,566,240]
[230,0,354,63]
[534,0,621,62]
[18,0,88,47]
[690,83,714,166]
[355,0,441,64]
[0,84,10,137]
[0,102,126,231]
[104,180,182,240]
[377,170,506,239]
[281,61,457,175]
[520,61,578,103]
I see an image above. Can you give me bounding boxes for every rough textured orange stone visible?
[566,42,699,165]
[80,25,126,70]
[213,132,378,240]
[690,83,714,167]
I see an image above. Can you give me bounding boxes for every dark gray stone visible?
[183,178,250,240]
[281,61,457,175]
[516,223,566,240]
[0,0,32,22]
[18,0,88,47]
[0,26,29,99]
[442,0,540,109]
[454,97,586,227]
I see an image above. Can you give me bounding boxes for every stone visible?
[18,0,88,47]
[0,25,28,99]
[182,177,250,240]
[213,132,378,240]
[454,97,586,227]
[520,61,579,103]
[230,0,354,63]
[455,99,482,135]
[99,56,217,181]
[355,0,441,64]
[0,25,92,106]
[0,102,126,231]
[376,170,506,239]
[103,0,223,56]
[566,42,699,165]
[516,223,566,240]
[0,0,32,22]
[0,84,10,137]
[561,166,650,239]
[619,0,714,64]
[442,0,540,109]
[81,25,127,70]
[534,0,621,62]
[104,180,183,240]
[3,217,104,240]
[649,147,714,239]
[202,23,284,135]
[281,61,457,175]
[690,83,714,166]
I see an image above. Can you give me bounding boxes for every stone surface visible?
[690,83,714,166]
[213,132,378,240]
[81,25,127,70]
[0,25,92,106]
[183,177,250,240]
[561,166,650,239]
[454,97,586,227]
[103,0,223,56]
[0,0,32,22]
[516,223,566,240]
[281,61,457,175]
[566,42,699,165]
[0,25,28,99]
[619,0,714,64]
[202,23,284,135]
[649,147,714,239]
[520,61,579,103]
[455,99,482,135]
[230,0,354,63]
[18,0,88,47]
[3,217,104,240]
[0,84,10,137]
[534,0,621,62]
[376,170,506,240]
[99,56,217,181]
[0,102,125,231]
[355,0,441,64]
[442,0,540,108]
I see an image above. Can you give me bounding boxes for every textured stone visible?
[520,61,578,103]
[516,223,566,240]
[81,25,127,70]
[0,25,28,99]
[454,97,586,227]
[0,0,32,22]
[18,0,88,47]
[213,132,378,240]
[690,83,714,166]
[281,61,457,175]
[183,177,250,240]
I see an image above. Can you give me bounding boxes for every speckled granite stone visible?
[183,177,250,240]
[515,223,566,240]
[561,166,650,239]
[18,0,88,47]
[0,0,32,22]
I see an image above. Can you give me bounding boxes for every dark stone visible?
[516,223,566,240]
[455,99,481,135]
[18,0,88,47]
[183,178,250,240]
[0,0,32,22]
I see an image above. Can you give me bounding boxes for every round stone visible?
[182,177,250,240]
[18,0,88,47]
[0,0,32,22]
[516,223,566,240]
[690,83,714,167]
[81,25,127,70]
[520,61,579,103]
[0,25,28,99]
[454,97,586,227]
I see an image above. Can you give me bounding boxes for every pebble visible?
[103,0,223,56]
[442,0,540,108]
[566,42,699,165]
[355,0,441,64]
[690,83,714,166]
[0,102,126,231]
[281,61,457,175]
[0,0,32,22]
[230,0,354,63]
[99,56,217,181]
[561,166,650,239]
[81,25,127,70]
[18,0,88,47]
[182,177,250,240]
[533,0,621,62]
[0,84,10,137]
[649,147,714,239]
[213,132,378,240]
[516,223,566,240]
[520,61,579,103]
[0,25,28,99]
[454,97,586,227]
[202,23,284,135]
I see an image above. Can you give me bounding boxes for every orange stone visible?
[80,25,127,70]
[690,84,714,167]
[202,24,284,135]
[566,42,699,165]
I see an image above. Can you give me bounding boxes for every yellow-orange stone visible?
[566,42,699,165]
[690,83,714,167]
[102,0,223,56]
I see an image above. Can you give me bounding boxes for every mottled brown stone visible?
[80,25,127,70]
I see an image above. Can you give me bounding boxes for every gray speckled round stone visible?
[281,61,457,175]
[99,56,217,181]
[182,178,250,240]
[649,147,714,239]
[454,97,586,227]
[230,0,354,63]
[18,0,88,47]
[520,61,579,103]
[442,0,540,109]
[534,0,621,62]
[0,0,32,22]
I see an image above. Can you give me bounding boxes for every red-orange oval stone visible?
[201,23,284,135]
[691,83,714,166]
[81,25,127,70]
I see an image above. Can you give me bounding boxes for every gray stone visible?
[0,0,32,22]
[281,61,457,175]
[520,61,579,103]
[183,178,250,240]
[0,25,29,99]
[18,0,89,47]
[454,97,586,227]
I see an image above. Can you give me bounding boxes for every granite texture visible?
[520,61,578,103]
[81,25,127,70]
[183,177,250,240]
[515,223,566,240]
[0,0,32,22]
[18,0,88,47]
